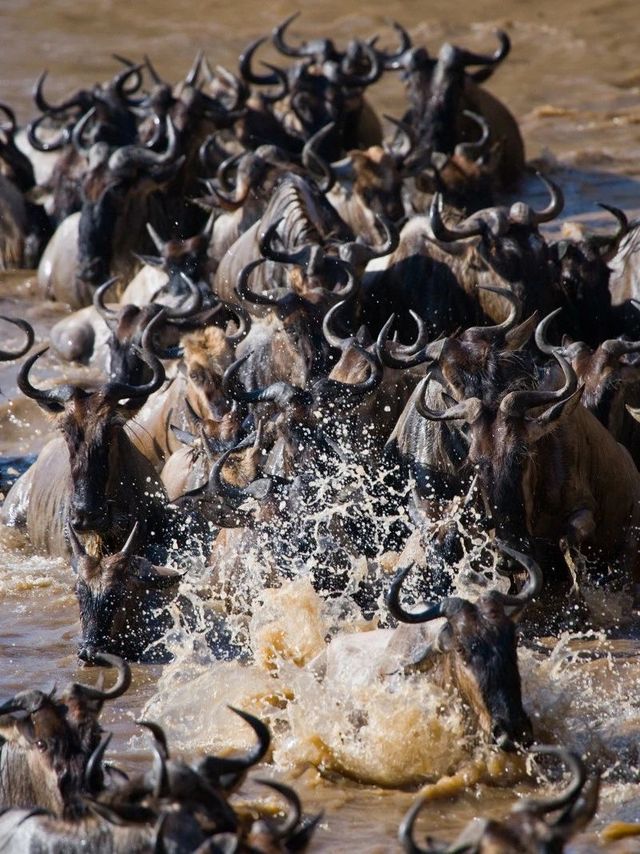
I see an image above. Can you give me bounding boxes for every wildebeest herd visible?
[1,11,639,851]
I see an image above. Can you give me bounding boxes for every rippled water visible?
[2,0,640,850]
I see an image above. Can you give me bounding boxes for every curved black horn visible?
[239,37,281,86]
[489,541,543,608]
[104,313,166,400]
[84,733,112,794]
[108,116,178,173]
[146,222,166,255]
[466,285,522,339]
[26,113,71,153]
[258,219,313,267]
[398,795,436,854]
[184,51,203,88]
[534,308,564,356]
[416,374,483,423]
[144,55,164,86]
[455,109,490,161]
[302,122,336,193]
[531,173,564,225]
[386,564,444,624]
[430,192,483,241]
[314,343,383,399]
[227,706,270,768]
[254,780,302,839]
[195,706,271,793]
[71,107,97,157]
[92,277,121,321]
[18,348,69,410]
[383,114,416,164]
[236,257,278,308]
[223,354,309,408]
[118,522,139,559]
[499,350,577,419]
[0,317,35,361]
[448,29,510,70]
[340,41,383,87]
[515,746,587,815]
[378,21,412,70]
[137,720,170,798]
[207,447,250,506]
[33,71,85,114]
[322,299,352,350]
[597,203,629,242]
[272,13,308,58]
[69,653,132,701]
[221,300,251,345]
[375,312,429,369]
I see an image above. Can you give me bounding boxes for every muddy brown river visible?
[1,0,640,851]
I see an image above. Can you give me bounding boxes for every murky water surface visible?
[1,1,640,851]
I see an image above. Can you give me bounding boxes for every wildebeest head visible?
[400,745,599,854]
[390,29,509,155]
[387,542,540,750]
[0,654,131,818]
[429,174,563,308]
[536,307,640,432]
[74,115,182,294]
[67,521,182,662]
[417,348,581,538]
[548,204,628,345]
[271,14,383,154]
[180,302,251,418]
[17,343,165,536]
[135,215,215,291]
[377,285,538,400]
[94,278,206,384]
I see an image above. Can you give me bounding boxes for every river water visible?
[1,0,640,851]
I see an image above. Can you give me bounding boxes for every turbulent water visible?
[2,0,640,851]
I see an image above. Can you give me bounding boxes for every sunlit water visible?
[2,0,640,850]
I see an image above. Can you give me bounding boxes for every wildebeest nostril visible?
[492,723,517,752]
[71,510,109,533]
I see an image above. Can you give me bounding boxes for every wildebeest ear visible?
[132,252,164,269]
[133,562,182,589]
[504,311,538,350]
[169,424,197,446]
[435,623,454,652]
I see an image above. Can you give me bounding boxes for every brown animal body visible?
[0,655,130,817]
[419,351,640,603]
[1,347,178,559]
[385,544,538,750]
[536,311,640,468]
[68,522,182,662]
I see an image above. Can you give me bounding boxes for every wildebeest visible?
[417,345,640,610]
[536,307,640,468]
[67,521,183,662]
[399,746,599,854]
[0,654,130,817]
[1,329,187,559]
[385,542,539,750]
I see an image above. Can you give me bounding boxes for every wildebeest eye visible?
[189,367,207,386]
[35,739,47,752]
